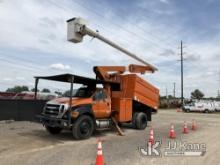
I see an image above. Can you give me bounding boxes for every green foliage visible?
[55,91,62,96]
[41,88,51,93]
[63,90,70,97]
[31,88,39,92]
[6,85,29,93]
[191,89,204,99]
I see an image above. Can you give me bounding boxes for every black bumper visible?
[37,114,70,128]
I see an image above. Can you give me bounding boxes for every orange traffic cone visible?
[183,121,189,134]
[192,120,197,131]
[148,127,154,145]
[169,124,176,139]
[96,139,104,165]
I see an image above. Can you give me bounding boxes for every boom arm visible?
[83,26,157,71]
[67,17,158,72]
[94,66,126,81]
[94,64,155,82]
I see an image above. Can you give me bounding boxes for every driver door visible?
[92,89,111,118]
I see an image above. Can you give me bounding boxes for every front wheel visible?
[134,112,148,130]
[204,109,209,113]
[72,115,94,140]
[185,109,190,113]
[45,126,62,135]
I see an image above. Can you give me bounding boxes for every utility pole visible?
[166,86,169,108]
[166,86,168,99]
[180,41,184,107]
[218,70,220,98]
[173,82,176,98]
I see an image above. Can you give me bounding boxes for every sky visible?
[0,0,220,98]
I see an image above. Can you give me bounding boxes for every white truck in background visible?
[183,101,215,113]
[213,101,220,111]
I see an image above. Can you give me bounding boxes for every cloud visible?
[185,54,201,61]
[3,78,12,81]
[0,0,219,98]
[50,63,71,70]
[159,49,175,56]
[16,76,26,80]
[159,0,170,4]
[39,17,57,28]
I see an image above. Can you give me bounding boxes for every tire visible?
[118,122,123,127]
[72,115,94,140]
[204,109,209,113]
[132,112,138,129]
[185,109,190,113]
[135,112,148,130]
[45,126,62,135]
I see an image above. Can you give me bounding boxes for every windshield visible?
[72,87,93,98]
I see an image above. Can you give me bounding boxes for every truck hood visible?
[47,97,93,106]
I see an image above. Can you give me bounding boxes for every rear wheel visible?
[45,126,62,135]
[204,109,209,113]
[134,112,148,130]
[132,112,138,129]
[185,109,190,113]
[72,115,94,140]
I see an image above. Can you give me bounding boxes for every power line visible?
[79,0,181,48]
[70,0,177,52]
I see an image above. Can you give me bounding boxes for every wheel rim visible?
[79,120,91,136]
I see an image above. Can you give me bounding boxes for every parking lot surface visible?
[0,109,220,165]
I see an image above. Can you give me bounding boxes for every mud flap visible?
[111,117,125,136]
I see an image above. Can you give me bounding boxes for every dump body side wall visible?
[120,74,159,110]
[111,98,132,122]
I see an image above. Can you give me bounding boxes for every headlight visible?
[59,104,69,115]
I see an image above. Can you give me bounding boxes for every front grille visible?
[44,104,60,116]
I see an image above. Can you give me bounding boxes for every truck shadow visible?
[18,129,75,143]
[17,123,135,143]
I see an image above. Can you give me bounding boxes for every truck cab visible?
[40,85,113,139]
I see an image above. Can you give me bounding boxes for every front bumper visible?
[37,114,70,128]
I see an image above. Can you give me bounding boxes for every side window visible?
[93,90,107,101]
[102,91,107,99]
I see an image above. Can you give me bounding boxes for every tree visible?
[6,85,29,93]
[41,88,51,93]
[31,88,39,92]
[55,91,62,96]
[191,89,204,99]
[168,95,174,99]
[63,90,70,97]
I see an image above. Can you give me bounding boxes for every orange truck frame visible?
[36,64,159,139]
